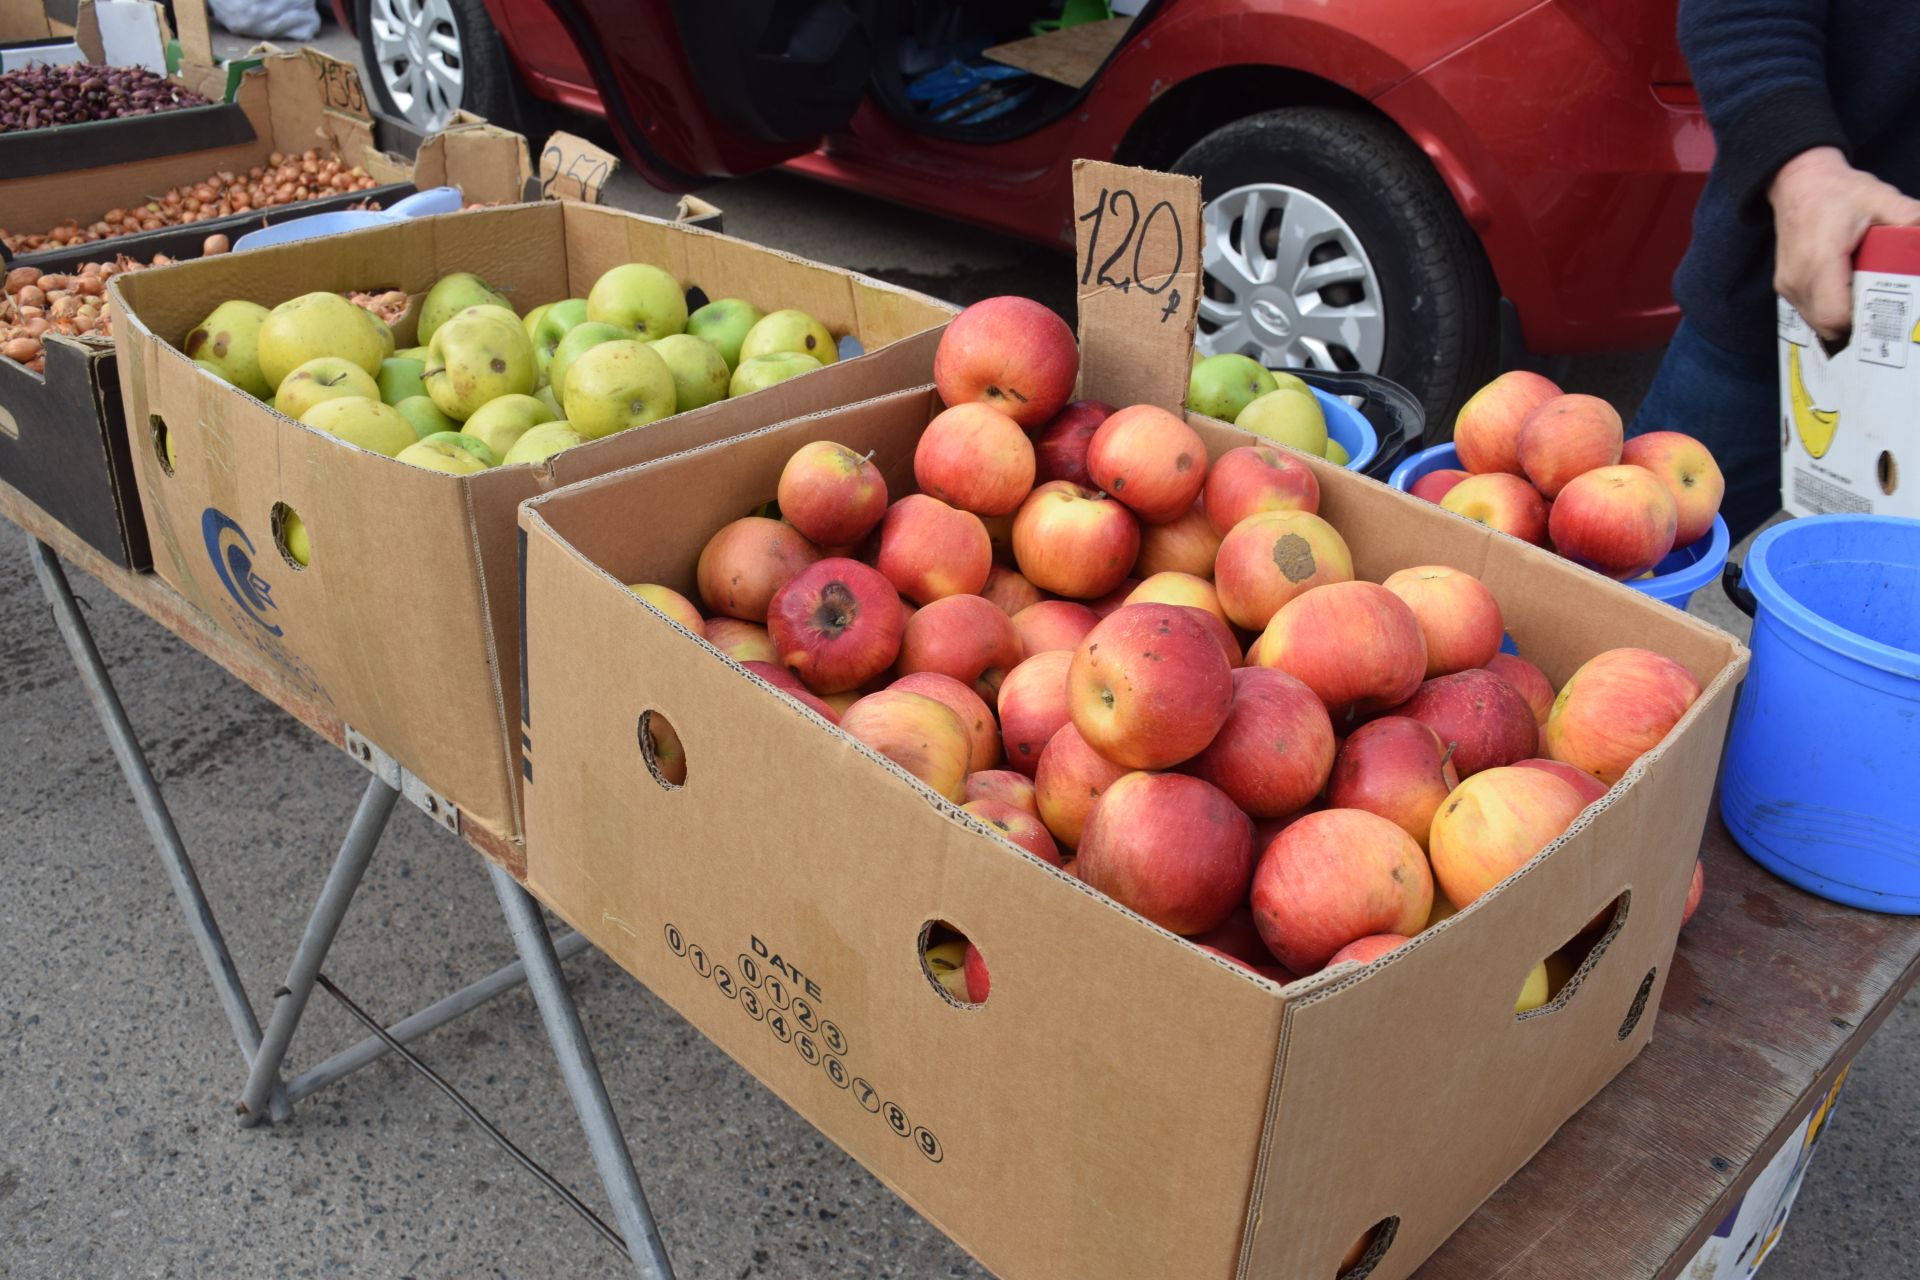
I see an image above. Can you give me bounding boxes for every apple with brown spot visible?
[765,557,905,694]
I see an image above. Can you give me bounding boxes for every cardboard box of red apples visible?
[516,166,1751,1280]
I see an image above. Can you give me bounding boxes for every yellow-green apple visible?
[301,397,417,456]
[463,393,555,458]
[1428,765,1586,905]
[547,322,627,410]
[396,432,493,474]
[923,938,971,1000]
[393,395,460,440]
[1213,509,1354,631]
[1034,722,1128,848]
[275,356,380,419]
[418,272,513,344]
[1235,387,1326,454]
[1485,653,1556,726]
[963,769,1039,817]
[650,332,731,413]
[501,421,586,465]
[1684,858,1705,926]
[259,291,387,386]
[1621,430,1725,547]
[1188,352,1278,421]
[981,566,1043,615]
[775,440,888,547]
[739,308,837,365]
[1441,472,1550,545]
[1452,369,1561,475]
[425,307,537,420]
[1515,961,1551,1012]
[1512,757,1608,806]
[183,299,273,398]
[703,617,777,665]
[767,556,907,693]
[932,295,1078,427]
[1010,599,1099,658]
[1327,716,1460,848]
[963,942,990,1003]
[1549,464,1678,579]
[645,714,688,785]
[914,402,1036,516]
[696,516,822,621]
[1126,571,1229,628]
[1076,772,1254,934]
[1382,564,1505,676]
[1203,445,1321,534]
[898,593,1023,700]
[1133,500,1220,579]
[561,338,677,439]
[1086,404,1208,524]
[685,297,764,371]
[893,671,1000,773]
[1032,399,1112,486]
[875,494,992,604]
[1402,668,1539,776]
[625,583,702,632]
[529,297,589,367]
[1068,604,1234,769]
[1256,581,1427,715]
[1410,467,1470,504]
[1517,393,1624,498]
[741,659,842,723]
[995,649,1074,775]
[1327,934,1410,967]
[1250,808,1433,971]
[280,508,310,567]
[963,798,1063,866]
[524,303,553,339]
[838,689,971,801]
[586,262,687,339]
[1545,647,1701,783]
[730,351,823,397]
[376,356,428,406]
[533,385,563,419]
[1011,481,1140,599]
[1184,666,1336,817]
[1324,438,1350,465]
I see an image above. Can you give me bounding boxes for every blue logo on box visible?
[201,507,282,636]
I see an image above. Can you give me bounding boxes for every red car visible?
[344,0,1710,421]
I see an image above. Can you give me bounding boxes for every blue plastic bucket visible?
[1388,442,1730,609]
[1301,386,1377,474]
[1720,515,1920,912]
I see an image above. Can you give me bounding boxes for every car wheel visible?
[357,0,529,133]
[1173,107,1497,432]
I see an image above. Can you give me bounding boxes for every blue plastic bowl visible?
[1310,387,1376,473]
[1388,442,1730,610]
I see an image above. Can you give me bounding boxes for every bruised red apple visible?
[696,516,821,622]
[1512,757,1608,805]
[1401,668,1539,776]
[1428,765,1586,905]
[1127,571,1229,628]
[1517,394,1623,499]
[981,565,1044,615]
[1011,480,1140,598]
[626,583,703,632]
[963,798,1064,865]
[740,660,841,723]
[1441,472,1549,546]
[1133,501,1221,579]
[1328,716,1460,849]
[1086,404,1209,524]
[914,402,1037,517]
[1034,722,1129,848]
[1549,464,1678,580]
[839,689,972,801]
[1545,646,1701,783]
[997,649,1074,776]
[1251,809,1433,972]
[1076,772,1253,934]
[1067,604,1234,769]
[875,494,993,604]
[932,295,1078,428]
[897,593,1022,699]
[1256,581,1426,716]
[1622,430,1725,548]
[1453,369,1562,475]
[1485,652,1555,726]
[777,440,888,546]
[1382,565,1504,677]
[1683,858,1705,927]
[964,768,1038,817]
[1203,445,1320,534]
[704,616,777,665]
[1410,467,1470,504]
[963,942,991,1003]
[891,671,1000,773]
[766,557,906,693]
[1213,509,1354,631]
[1032,399,1112,486]
[1184,667,1335,817]
[1327,934,1410,967]
[1011,599,1099,658]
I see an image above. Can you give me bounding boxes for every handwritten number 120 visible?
[1078,186,1185,322]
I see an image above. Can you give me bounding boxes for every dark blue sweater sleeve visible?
[1679,0,1849,218]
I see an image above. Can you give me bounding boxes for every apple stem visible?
[1439,741,1459,771]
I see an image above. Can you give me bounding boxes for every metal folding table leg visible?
[490,862,677,1280]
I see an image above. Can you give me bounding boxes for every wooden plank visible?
[982,17,1132,89]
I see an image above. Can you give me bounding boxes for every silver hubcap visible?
[1196,182,1386,374]
[369,0,465,131]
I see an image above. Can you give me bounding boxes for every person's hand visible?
[1770,146,1920,340]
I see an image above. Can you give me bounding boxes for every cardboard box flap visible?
[413,122,533,207]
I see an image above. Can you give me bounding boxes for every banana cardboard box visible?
[1777,225,1917,519]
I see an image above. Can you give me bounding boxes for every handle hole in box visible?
[918,920,987,1007]
[1618,967,1658,1040]
[1336,1216,1399,1279]
[151,415,175,476]
[637,710,686,790]
[1879,450,1898,496]
[269,502,310,570]
[1517,890,1630,1020]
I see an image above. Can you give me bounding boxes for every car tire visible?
[1173,107,1497,433]
[356,0,533,134]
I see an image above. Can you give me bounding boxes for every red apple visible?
[839,689,973,801]
[897,593,1022,700]
[1410,467,1470,504]
[1548,464,1678,580]
[1327,716,1460,849]
[696,516,821,622]
[1327,934,1411,967]
[1175,603,1244,669]
[1190,904,1273,969]
[1086,404,1209,524]
[1011,480,1140,598]
[1133,500,1221,579]
[1622,430,1725,548]
[1517,393,1624,499]
[963,798,1064,866]
[1086,577,1141,618]
[1400,669,1540,777]
[626,583,703,633]
[740,660,842,723]
[703,616,777,665]
[1068,604,1234,769]
[963,768,1039,817]
[1441,472,1550,546]
[1076,772,1253,934]
[1011,599,1100,658]
[1453,369,1562,475]
[1428,765,1587,905]
[1126,570,1230,628]
[914,402,1037,517]
[777,440,888,546]
[1382,565,1505,677]
[1251,809,1433,972]
[1250,801,1323,854]
[1683,858,1705,927]
[1256,581,1426,716]
[875,493,993,604]
[1512,757,1608,806]
[932,295,1079,428]
[1213,509,1355,631]
[1034,721,1129,848]
[1203,445,1320,534]
[981,565,1044,615]
[963,941,991,1003]
[1545,646,1702,783]
[766,557,906,694]
[891,671,1000,773]
[1485,653,1555,726]
[1032,399,1112,486]
[997,649,1074,776]
[1184,667,1335,817]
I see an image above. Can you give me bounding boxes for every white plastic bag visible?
[207,0,320,42]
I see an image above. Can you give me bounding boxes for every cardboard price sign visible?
[1071,159,1200,412]
[538,131,617,204]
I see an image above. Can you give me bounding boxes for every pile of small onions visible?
[2,235,230,373]
[0,64,209,134]
[0,150,381,253]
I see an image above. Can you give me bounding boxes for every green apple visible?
[377,356,429,405]
[281,508,311,567]
[395,345,429,362]
[1236,387,1328,455]
[424,308,537,420]
[182,300,273,398]
[531,298,590,368]
[521,302,553,340]
[649,333,730,413]
[502,421,587,465]
[685,297,763,372]
[397,433,493,474]
[463,393,555,458]
[275,356,381,420]
[394,395,459,439]
[259,292,386,386]
[300,396,418,456]
[729,351,822,398]
[1270,370,1311,396]
[739,308,837,367]
[586,263,687,339]
[1189,352,1278,422]
[430,430,499,466]
[533,384,563,419]
[1324,437,1351,466]
[561,339,677,439]
[363,309,396,359]
[547,321,627,410]
[419,272,514,344]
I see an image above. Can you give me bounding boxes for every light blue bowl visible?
[1310,387,1375,473]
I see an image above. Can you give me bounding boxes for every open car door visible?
[524,0,874,189]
